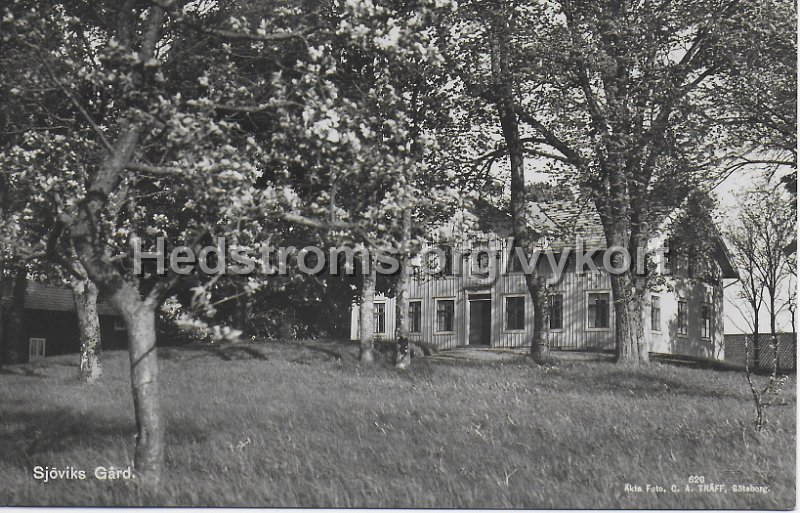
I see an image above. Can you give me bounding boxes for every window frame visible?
[409,300,422,334]
[650,295,661,333]
[439,246,455,277]
[585,290,611,331]
[374,301,387,334]
[677,298,688,337]
[701,303,712,340]
[549,293,564,331]
[29,337,46,361]
[434,297,456,334]
[503,294,526,332]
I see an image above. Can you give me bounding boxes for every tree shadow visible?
[0,405,210,467]
[666,280,720,360]
[0,406,134,466]
[545,361,754,402]
[0,365,49,378]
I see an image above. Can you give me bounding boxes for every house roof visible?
[0,281,118,316]
[533,200,607,251]
[461,198,738,278]
[465,198,605,249]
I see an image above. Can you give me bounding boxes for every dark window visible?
[651,296,661,332]
[677,299,688,336]
[374,303,386,334]
[549,294,563,330]
[436,299,454,332]
[409,301,422,333]
[587,292,610,329]
[506,296,525,330]
[701,304,712,339]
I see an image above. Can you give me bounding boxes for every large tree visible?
[437,0,559,362]
[441,0,794,365]
[1,0,458,482]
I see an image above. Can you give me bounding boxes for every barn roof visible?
[0,281,118,316]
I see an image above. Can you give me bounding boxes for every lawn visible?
[0,340,795,508]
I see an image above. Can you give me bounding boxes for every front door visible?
[468,299,491,346]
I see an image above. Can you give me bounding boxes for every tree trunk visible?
[769,293,779,370]
[359,256,376,363]
[395,255,411,369]
[526,273,550,361]
[65,3,166,483]
[126,305,163,482]
[0,266,5,367]
[6,266,27,364]
[395,209,412,369]
[491,15,549,363]
[71,269,102,383]
[752,317,760,369]
[610,272,648,365]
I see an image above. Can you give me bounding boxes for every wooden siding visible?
[0,281,117,316]
[350,237,726,360]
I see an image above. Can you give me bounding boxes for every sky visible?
[713,168,796,334]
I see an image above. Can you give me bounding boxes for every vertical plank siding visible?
[351,236,726,359]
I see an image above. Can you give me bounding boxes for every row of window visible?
[673,299,713,339]
[373,294,713,338]
[374,299,454,334]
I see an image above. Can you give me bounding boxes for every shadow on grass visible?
[0,366,49,378]
[0,405,211,468]
[0,406,134,465]
[652,353,797,376]
[581,368,748,401]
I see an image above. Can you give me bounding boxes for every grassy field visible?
[0,340,795,508]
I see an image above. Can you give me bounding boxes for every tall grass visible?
[0,341,795,508]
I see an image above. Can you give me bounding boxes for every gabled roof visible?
[454,197,738,278]
[532,200,606,251]
[461,198,606,250]
[0,281,118,316]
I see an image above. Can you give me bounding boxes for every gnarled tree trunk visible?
[6,266,28,364]
[609,271,648,365]
[66,4,167,483]
[125,305,163,478]
[70,266,102,383]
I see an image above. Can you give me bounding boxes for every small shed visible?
[1,281,127,363]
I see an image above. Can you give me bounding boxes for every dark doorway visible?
[469,299,491,346]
